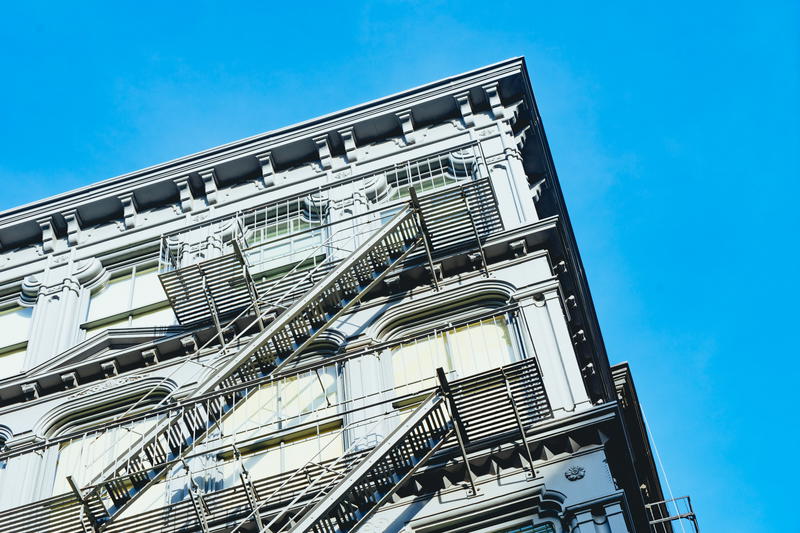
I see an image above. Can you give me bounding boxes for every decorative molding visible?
[20,275,42,305]
[564,465,586,481]
[255,152,275,189]
[454,91,475,127]
[313,134,333,170]
[199,169,218,205]
[175,175,194,213]
[36,216,55,254]
[62,209,82,246]
[73,257,105,287]
[396,110,416,145]
[483,81,505,119]
[338,127,358,163]
[67,374,144,399]
[119,192,138,230]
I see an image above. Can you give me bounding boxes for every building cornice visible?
[0,57,525,230]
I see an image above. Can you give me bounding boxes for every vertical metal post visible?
[408,187,440,291]
[200,270,227,350]
[500,368,536,477]
[66,476,102,532]
[436,368,477,495]
[461,187,489,277]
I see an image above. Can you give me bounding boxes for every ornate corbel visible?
[100,360,119,378]
[175,175,194,213]
[198,169,218,205]
[36,216,55,254]
[396,110,416,145]
[313,134,333,170]
[482,82,505,119]
[142,348,159,366]
[255,152,275,189]
[60,372,79,389]
[119,192,138,230]
[338,127,358,163]
[21,383,40,401]
[454,91,475,127]
[62,209,82,246]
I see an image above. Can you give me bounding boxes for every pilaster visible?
[518,289,591,416]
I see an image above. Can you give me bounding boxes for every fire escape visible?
[66,147,506,531]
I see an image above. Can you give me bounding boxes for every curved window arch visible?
[42,379,176,498]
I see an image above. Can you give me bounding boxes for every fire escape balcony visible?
[156,143,502,330]
[647,496,700,533]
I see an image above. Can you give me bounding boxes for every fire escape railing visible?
[69,203,426,531]
[647,496,700,533]
[0,357,551,533]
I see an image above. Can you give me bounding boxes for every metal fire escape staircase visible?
[70,204,427,531]
[276,392,453,533]
[227,369,466,533]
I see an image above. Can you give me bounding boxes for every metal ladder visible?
[71,205,425,531]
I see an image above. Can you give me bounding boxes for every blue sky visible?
[1,2,797,531]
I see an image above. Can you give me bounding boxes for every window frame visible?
[80,262,175,336]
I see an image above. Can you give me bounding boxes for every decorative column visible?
[603,502,631,533]
[517,288,591,416]
[569,510,596,533]
[22,258,104,370]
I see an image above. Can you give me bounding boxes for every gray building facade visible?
[0,59,696,533]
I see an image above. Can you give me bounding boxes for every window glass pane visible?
[280,369,337,426]
[0,347,26,379]
[224,429,343,487]
[391,335,448,394]
[131,267,167,309]
[222,382,280,437]
[445,318,516,379]
[52,418,156,495]
[0,306,32,348]
[129,306,176,328]
[87,273,132,322]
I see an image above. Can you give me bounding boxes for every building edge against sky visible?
[0,58,697,532]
